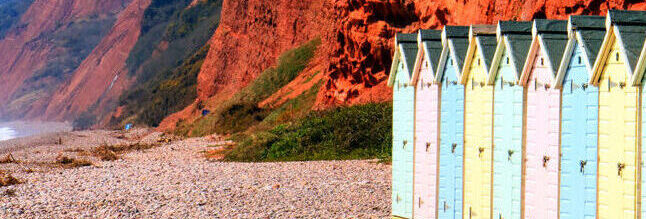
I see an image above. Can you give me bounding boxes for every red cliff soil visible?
[157,0,330,130]
[165,0,646,132]
[0,0,132,118]
[43,0,152,121]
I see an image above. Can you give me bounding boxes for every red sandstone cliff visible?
[43,0,151,121]
[0,0,132,119]
[164,0,646,131]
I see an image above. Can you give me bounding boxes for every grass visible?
[224,102,393,162]
[176,38,321,137]
[116,45,210,127]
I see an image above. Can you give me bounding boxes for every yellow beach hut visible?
[459,24,497,219]
[590,10,646,219]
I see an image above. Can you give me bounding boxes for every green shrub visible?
[225,102,393,162]
[182,38,321,136]
[116,45,210,127]
[73,112,97,131]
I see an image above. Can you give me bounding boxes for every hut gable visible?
[520,19,568,86]
[487,21,533,84]
[388,33,418,87]
[591,10,646,85]
[460,25,497,85]
[435,26,470,83]
[411,29,442,85]
[554,15,606,88]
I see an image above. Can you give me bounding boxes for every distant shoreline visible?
[0,121,71,142]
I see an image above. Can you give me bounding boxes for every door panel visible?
[414,74,439,219]
[559,46,597,219]
[392,70,415,218]
[439,61,463,219]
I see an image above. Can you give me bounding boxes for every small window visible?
[540,58,544,66]
[450,59,453,65]
[506,57,509,64]
[478,59,481,66]
[616,53,620,62]
[578,56,581,64]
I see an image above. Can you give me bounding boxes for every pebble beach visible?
[0,129,391,218]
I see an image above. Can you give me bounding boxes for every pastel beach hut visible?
[387,33,418,219]
[590,10,646,219]
[435,25,469,219]
[518,19,568,219]
[411,29,443,219]
[460,24,497,219]
[552,15,605,219]
[486,20,532,219]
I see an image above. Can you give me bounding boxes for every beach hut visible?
[486,21,532,219]
[411,29,443,219]
[435,25,469,219]
[387,33,418,219]
[519,19,568,219]
[552,15,605,219]
[590,10,646,219]
[460,24,497,219]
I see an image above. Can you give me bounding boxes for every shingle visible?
[451,37,469,73]
[419,29,442,41]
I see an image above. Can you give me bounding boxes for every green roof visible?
[444,26,470,38]
[534,19,568,34]
[499,21,532,76]
[419,29,442,70]
[477,35,498,71]
[570,15,605,67]
[608,10,646,26]
[444,26,470,73]
[535,19,568,74]
[607,10,646,73]
[396,33,417,44]
[498,21,532,34]
[398,36,419,78]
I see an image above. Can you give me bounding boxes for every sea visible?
[0,126,16,141]
[0,121,72,142]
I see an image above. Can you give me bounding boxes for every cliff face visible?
[43,0,151,121]
[0,0,132,119]
[168,0,646,130]
[158,0,330,129]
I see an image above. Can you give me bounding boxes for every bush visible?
[182,38,321,136]
[73,112,96,130]
[225,102,393,162]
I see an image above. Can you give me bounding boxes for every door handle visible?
[618,163,626,176]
